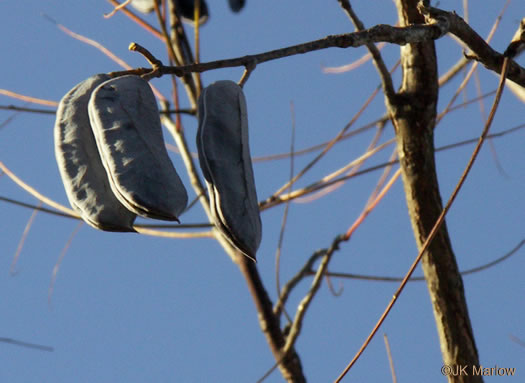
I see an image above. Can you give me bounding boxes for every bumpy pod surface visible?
[54,74,137,232]
[197,80,262,260]
[89,75,188,221]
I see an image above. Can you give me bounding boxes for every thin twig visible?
[437,0,508,87]
[322,42,387,74]
[275,102,297,324]
[509,335,525,348]
[0,161,77,216]
[383,334,397,383]
[147,21,450,79]
[280,167,401,354]
[272,70,385,198]
[260,122,525,210]
[0,105,55,114]
[338,0,395,98]
[0,89,58,107]
[49,222,83,305]
[318,238,525,282]
[295,121,388,204]
[0,337,53,352]
[166,0,198,108]
[0,195,76,219]
[43,13,131,71]
[106,0,164,40]
[104,0,131,18]
[0,194,212,230]
[161,108,212,219]
[273,250,325,317]
[11,202,41,274]
[282,236,344,355]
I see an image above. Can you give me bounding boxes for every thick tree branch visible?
[238,258,306,383]
[389,1,482,382]
[143,21,449,77]
[126,7,524,88]
[422,5,525,85]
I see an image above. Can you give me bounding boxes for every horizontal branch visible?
[141,20,449,77]
[122,5,525,88]
[0,105,194,116]
[317,238,525,282]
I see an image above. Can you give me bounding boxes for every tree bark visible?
[389,1,482,381]
[238,258,306,382]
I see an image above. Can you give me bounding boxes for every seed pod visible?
[89,75,188,221]
[54,74,137,232]
[228,0,245,13]
[131,0,209,24]
[175,0,209,24]
[130,0,155,14]
[197,80,262,261]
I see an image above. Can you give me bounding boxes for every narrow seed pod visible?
[131,0,209,25]
[133,0,209,24]
[54,74,137,232]
[228,0,245,13]
[197,80,262,261]
[130,0,155,14]
[176,0,209,25]
[89,75,188,221]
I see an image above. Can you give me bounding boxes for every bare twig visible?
[383,334,398,383]
[0,337,53,352]
[274,250,324,317]
[322,42,387,74]
[49,222,83,304]
[438,0,509,87]
[0,89,58,107]
[147,21,450,80]
[104,0,131,18]
[260,122,525,210]
[423,6,525,85]
[43,13,131,71]
[0,105,55,114]
[314,238,525,282]
[282,235,344,355]
[338,0,395,98]
[509,335,525,348]
[11,202,41,274]
[0,161,76,216]
[106,0,164,40]
[272,72,385,198]
[275,102,297,324]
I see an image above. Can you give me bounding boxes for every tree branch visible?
[386,1,482,381]
[145,20,450,77]
[422,5,525,85]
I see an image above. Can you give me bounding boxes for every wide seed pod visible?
[54,74,137,232]
[197,80,262,261]
[89,75,188,221]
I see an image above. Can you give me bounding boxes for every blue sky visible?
[1,1,525,382]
